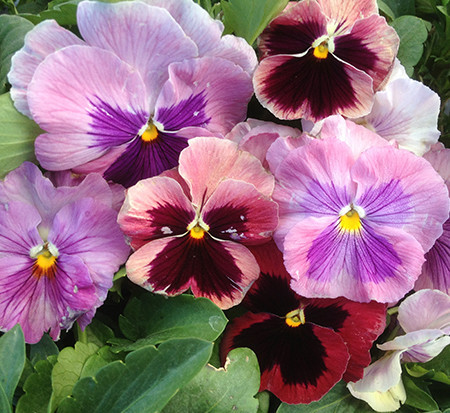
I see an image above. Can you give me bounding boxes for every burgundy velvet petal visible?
[221,312,349,404]
[258,0,327,58]
[254,51,373,121]
[202,179,278,245]
[305,298,387,382]
[118,176,195,250]
[126,234,259,309]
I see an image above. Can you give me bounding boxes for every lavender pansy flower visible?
[348,289,450,412]
[0,162,129,343]
[8,0,256,187]
[272,116,449,302]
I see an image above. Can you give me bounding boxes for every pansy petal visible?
[353,145,449,252]
[155,56,252,136]
[179,137,274,206]
[319,115,389,158]
[253,52,374,121]
[29,45,149,172]
[202,179,278,245]
[118,176,195,250]
[77,0,198,108]
[424,143,450,190]
[126,234,260,309]
[221,312,349,404]
[49,198,129,299]
[142,0,223,55]
[258,0,327,58]
[415,220,450,295]
[8,20,84,117]
[357,78,440,156]
[286,218,425,302]
[0,254,95,344]
[334,14,398,90]
[397,289,450,333]
[305,297,386,382]
[317,0,378,31]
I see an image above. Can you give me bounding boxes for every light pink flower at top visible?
[118,137,278,309]
[253,0,399,121]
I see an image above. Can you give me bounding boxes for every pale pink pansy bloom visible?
[253,0,399,121]
[0,162,129,343]
[273,117,449,303]
[118,137,278,309]
[415,143,450,294]
[8,0,256,188]
[348,289,450,412]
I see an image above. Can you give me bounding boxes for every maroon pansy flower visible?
[221,242,386,403]
[253,0,399,122]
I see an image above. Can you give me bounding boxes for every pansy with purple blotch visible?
[0,162,129,344]
[118,137,278,309]
[272,116,449,303]
[348,289,450,412]
[8,0,256,187]
[253,0,399,121]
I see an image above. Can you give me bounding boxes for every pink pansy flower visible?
[348,289,450,412]
[272,116,449,302]
[253,0,399,121]
[8,0,256,188]
[118,137,278,309]
[0,162,129,343]
[415,143,450,294]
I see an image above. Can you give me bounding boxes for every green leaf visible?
[377,0,396,20]
[49,341,99,411]
[276,381,374,412]
[58,338,213,413]
[403,374,439,411]
[163,348,260,413]
[376,0,415,17]
[20,0,82,26]
[110,293,227,352]
[391,15,429,75]
[421,344,450,377]
[0,92,42,178]
[0,325,26,411]
[221,0,289,45]
[79,346,122,379]
[29,334,59,365]
[84,319,115,348]
[16,355,57,413]
[0,15,34,93]
[256,391,270,413]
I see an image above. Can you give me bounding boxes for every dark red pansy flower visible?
[253,0,399,122]
[221,241,386,403]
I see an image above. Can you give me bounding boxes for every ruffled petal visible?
[8,20,84,117]
[397,289,450,333]
[29,45,149,172]
[334,14,399,90]
[286,218,425,302]
[221,312,349,404]
[202,179,278,245]
[155,56,253,136]
[118,176,195,250]
[179,137,274,206]
[126,235,260,309]
[353,145,449,252]
[77,0,198,108]
[141,0,223,56]
[49,197,129,300]
[356,78,440,156]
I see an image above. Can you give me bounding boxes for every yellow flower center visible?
[33,248,57,279]
[141,123,159,142]
[285,308,306,328]
[190,225,206,239]
[187,218,210,240]
[340,209,362,232]
[313,42,329,59]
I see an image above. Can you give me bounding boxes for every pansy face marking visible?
[30,242,59,280]
[339,204,365,233]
